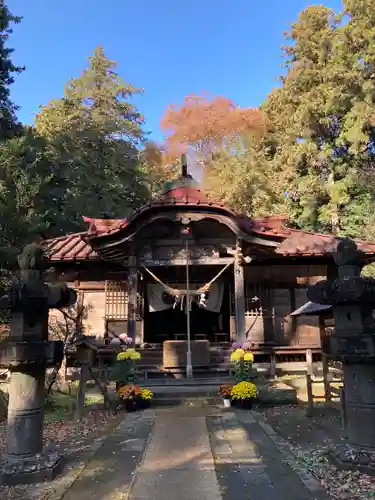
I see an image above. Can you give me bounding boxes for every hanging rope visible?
[143,267,178,295]
[143,258,235,296]
[196,259,234,293]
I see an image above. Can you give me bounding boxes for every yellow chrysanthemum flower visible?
[129,351,141,360]
[244,352,254,363]
[230,348,245,362]
[116,349,141,361]
[231,381,257,400]
[116,351,128,361]
[230,351,241,362]
[140,388,153,400]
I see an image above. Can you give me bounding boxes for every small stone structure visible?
[0,243,77,485]
[308,238,375,473]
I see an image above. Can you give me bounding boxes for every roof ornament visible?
[181,153,193,180]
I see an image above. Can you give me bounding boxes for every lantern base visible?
[0,451,63,485]
[329,444,375,476]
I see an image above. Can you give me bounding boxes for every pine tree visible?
[35,46,148,229]
[0,2,23,139]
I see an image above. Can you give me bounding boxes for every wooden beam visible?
[141,257,234,266]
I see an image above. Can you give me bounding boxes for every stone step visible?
[152,390,221,399]
[152,396,222,407]
[147,382,297,406]
[142,376,234,386]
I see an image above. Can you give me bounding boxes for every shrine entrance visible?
[142,265,231,344]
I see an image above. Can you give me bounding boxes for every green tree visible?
[35,46,149,230]
[0,127,66,266]
[261,3,375,237]
[203,139,278,215]
[0,3,23,140]
[140,141,180,197]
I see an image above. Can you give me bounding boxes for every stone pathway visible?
[129,409,221,500]
[208,411,328,500]
[55,407,330,500]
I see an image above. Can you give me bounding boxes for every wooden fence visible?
[305,356,347,431]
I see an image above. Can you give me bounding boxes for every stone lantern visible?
[0,243,77,484]
[307,238,375,473]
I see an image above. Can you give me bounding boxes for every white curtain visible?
[147,283,174,312]
[201,281,224,313]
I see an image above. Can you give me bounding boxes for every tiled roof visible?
[277,230,375,256]
[43,182,375,262]
[85,184,234,238]
[82,216,128,236]
[44,233,99,261]
[44,216,375,262]
[158,186,210,204]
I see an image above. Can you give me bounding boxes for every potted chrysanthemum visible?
[231,381,257,409]
[219,384,233,408]
[117,383,142,411]
[139,388,153,409]
[113,349,141,391]
[230,341,255,382]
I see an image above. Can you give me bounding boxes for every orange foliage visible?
[160,93,266,157]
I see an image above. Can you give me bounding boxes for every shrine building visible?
[45,173,375,372]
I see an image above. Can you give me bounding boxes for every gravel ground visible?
[259,405,375,500]
[0,408,122,500]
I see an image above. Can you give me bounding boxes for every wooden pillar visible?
[136,276,144,346]
[319,316,331,404]
[75,364,89,420]
[234,240,246,342]
[306,348,313,377]
[306,373,314,417]
[127,255,138,344]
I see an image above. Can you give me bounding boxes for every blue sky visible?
[8,0,343,143]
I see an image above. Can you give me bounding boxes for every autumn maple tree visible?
[160,93,266,159]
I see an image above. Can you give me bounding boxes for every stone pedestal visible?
[0,452,62,485]
[307,238,375,474]
[7,369,45,458]
[0,243,77,485]
[329,363,375,474]
[0,368,63,484]
[343,364,375,451]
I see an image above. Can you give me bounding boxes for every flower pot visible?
[223,398,231,408]
[139,399,151,410]
[240,398,253,410]
[123,399,138,412]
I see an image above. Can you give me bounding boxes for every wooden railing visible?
[305,358,346,431]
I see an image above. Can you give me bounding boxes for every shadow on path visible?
[207,410,330,500]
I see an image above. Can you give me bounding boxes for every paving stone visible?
[129,469,222,500]
[129,412,221,500]
[208,410,326,500]
[61,414,154,500]
[53,406,331,500]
